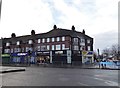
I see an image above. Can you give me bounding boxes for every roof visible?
[3,28,93,43]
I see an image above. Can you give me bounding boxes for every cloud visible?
[93,31,118,52]
[0,0,119,51]
[1,0,54,37]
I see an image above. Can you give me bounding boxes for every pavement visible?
[0,66,26,73]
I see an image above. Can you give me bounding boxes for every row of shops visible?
[1,50,94,65]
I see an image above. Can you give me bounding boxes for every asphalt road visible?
[1,67,119,86]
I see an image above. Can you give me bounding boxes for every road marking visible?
[77,82,89,86]
[94,78,118,86]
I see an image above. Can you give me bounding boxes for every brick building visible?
[2,25,94,65]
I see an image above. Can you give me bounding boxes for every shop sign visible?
[17,53,27,56]
[2,54,10,57]
[55,51,63,54]
[82,51,93,56]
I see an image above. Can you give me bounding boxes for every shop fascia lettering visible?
[17,53,27,56]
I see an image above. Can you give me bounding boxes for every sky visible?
[0,0,119,53]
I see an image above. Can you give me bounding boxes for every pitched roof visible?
[3,28,93,43]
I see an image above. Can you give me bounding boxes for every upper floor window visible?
[74,38,78,42]
[62,37,65,41]
[26,47,29,52]
[42,38,45,43]
[41,45,46,51]
[56,45,61,50]
[37,46,40,51]
[4,49,10,53]
[52,45,55,50]
[17,41,20,45]
[52,38,55,42]
[38,39,41,43]
[22,47,24,52]
[88,46,91,51]
[87,40,90,43]
[47,38,50,42]
[47,45,50,50]
[6,42,10,46]
[57,37,60,42]
[81,38,85,43]
[74,46,79,50]
[11,48,13,53]
[62,44,65,50]
[29,40,33,44]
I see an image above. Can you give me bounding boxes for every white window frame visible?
[42,38,45,43]
[17,41,20,45]
[81,38,85,43]
[87,40,90,43]
[74,38,78,42]
[52,38,55,42]
[74,46,79,50]
[37,46,40,51]
[57,37,60,42]
[47,45,50,50]
[6,42,10,46]
[47,38,50,42]
[38,39,41,43]
[52,45,55,50]
[11,48,13,53]
[41,45,46,51]
[56,45,61,50]
[88,46,91,51]
[62,44,65,50]
[29,40,33,44]
[62,36,65,41]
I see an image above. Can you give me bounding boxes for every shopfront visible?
[82,51,94,64]
[11,52,36,64]
[2,54,10,64]
[37,51,50,64]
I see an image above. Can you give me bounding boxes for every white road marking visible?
[94,77,118,86]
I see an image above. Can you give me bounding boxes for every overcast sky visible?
[0,0,119,53]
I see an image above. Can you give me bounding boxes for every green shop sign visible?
[2,54,10,57]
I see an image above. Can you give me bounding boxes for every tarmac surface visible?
[1,66,119,87]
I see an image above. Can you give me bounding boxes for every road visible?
[1,67,119,86]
